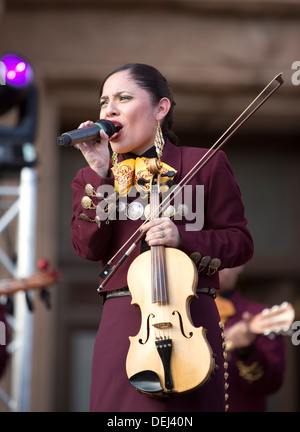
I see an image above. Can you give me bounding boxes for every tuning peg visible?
[166,179,174,188]
[161,170,176,178]
[137,178,150,186]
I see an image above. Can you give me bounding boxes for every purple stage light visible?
[1,54,33,87]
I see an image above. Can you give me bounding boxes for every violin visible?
[126,159,215,395]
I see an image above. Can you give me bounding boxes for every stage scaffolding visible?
[0,167,37,411]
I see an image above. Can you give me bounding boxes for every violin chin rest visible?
[129,370,164,393]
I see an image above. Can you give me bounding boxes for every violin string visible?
[156,246,163,341]
[157,183,169,341]
[148,180,171,342]
[151,241,158,340]
[149,183,158,340]
[158,227,169,341]
[158,180,169,341]
[152,185,163,341]
[103,74,283,272]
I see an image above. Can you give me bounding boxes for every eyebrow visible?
[100,90,134,102]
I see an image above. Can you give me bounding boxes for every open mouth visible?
[110,123,123,140]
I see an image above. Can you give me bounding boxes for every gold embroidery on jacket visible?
[236,361,264,382]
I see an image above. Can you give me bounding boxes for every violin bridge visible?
[153,322,172,330]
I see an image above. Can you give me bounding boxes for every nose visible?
[104,100,120,118]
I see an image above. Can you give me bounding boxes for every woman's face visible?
[99,70,160,155]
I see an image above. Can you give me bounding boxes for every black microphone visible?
[57,120,117,147]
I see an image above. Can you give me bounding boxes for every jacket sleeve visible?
[177,150,254,269]
[70,166,115,261]
[230,333,286,396]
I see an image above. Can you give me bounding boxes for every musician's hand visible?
[225,312,256,351]
[75,120,110,177]
[142,217,181,248]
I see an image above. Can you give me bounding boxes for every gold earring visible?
[112,151,118,166]
[154,120,165,160]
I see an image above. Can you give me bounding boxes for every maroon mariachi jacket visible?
[71,140,254,293]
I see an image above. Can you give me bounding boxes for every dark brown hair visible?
[100,63,178,145]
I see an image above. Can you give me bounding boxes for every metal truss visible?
[0,167,37,411]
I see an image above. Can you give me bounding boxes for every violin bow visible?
[98,73,284,292]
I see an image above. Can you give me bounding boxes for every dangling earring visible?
[154,120,165,160]
[112,151,118,166]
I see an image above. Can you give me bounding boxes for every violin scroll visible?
[148,158,163,176]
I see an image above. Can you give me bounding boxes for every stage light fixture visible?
[1,53,33,88]
[0,53,37,170]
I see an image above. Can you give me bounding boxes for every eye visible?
[119,95,132,102]
[100,99,108,108]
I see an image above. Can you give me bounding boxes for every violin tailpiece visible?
[155,338,174,390]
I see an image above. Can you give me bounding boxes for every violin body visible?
[126,247,215,396]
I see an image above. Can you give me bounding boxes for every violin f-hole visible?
[138,313,155,345]
[172,310,193,339]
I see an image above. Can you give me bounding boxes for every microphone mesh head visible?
[98,120,116,138]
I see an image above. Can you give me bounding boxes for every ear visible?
[156,97,171,122]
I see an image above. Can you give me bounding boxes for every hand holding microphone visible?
[58,120,117,177]
[57,119,117,146]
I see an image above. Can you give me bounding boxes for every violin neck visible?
[151,245,168,303]
[150,181,168,304]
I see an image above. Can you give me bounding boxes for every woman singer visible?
[70,63,254,412]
